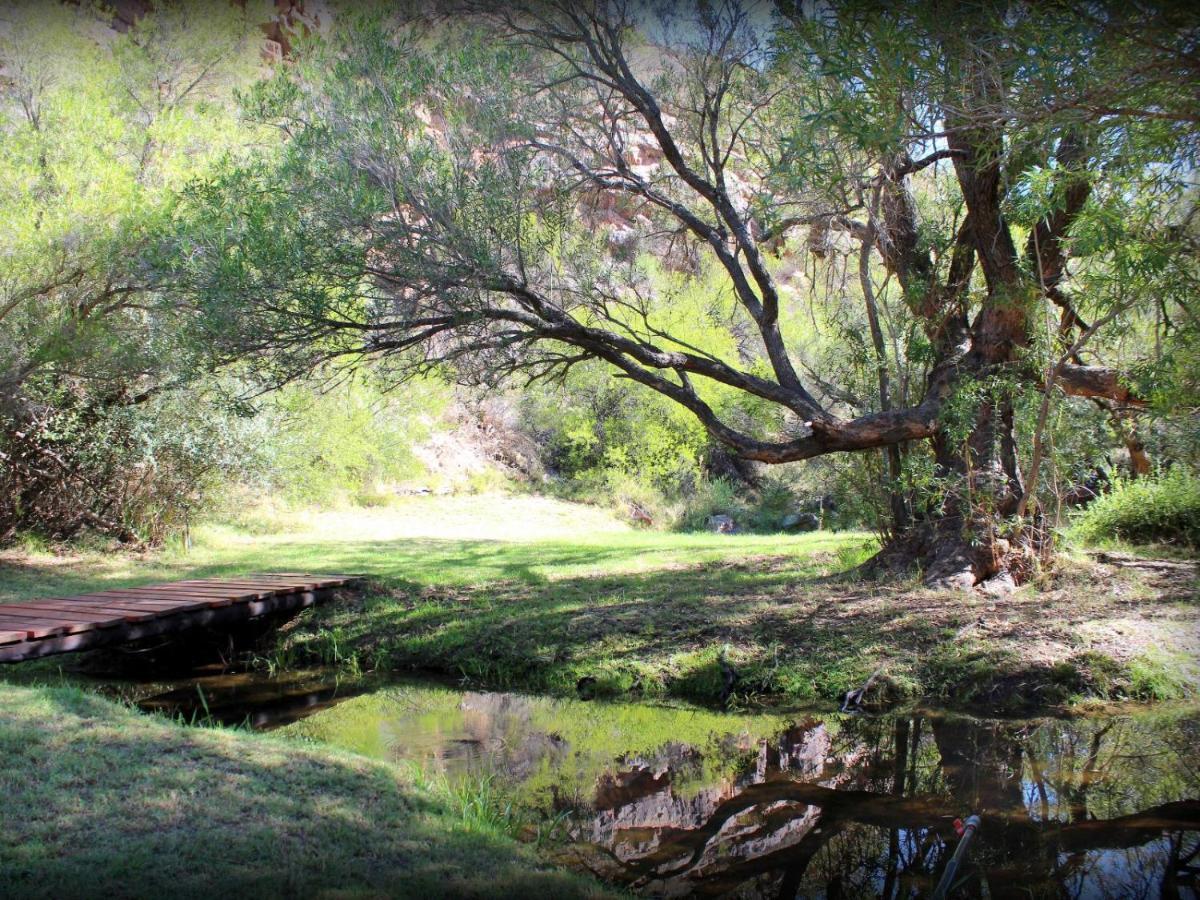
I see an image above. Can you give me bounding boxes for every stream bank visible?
[269,552,1199,713]
[5,666,1197,898]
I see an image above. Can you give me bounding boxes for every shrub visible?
[1072,468,1200,548]
[676,478,749,531]
[0,387,252,547]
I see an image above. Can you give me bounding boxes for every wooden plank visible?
[0,576,351,663]
[261,573,361,585]
[185,576,347,589]
[0,589,325,662]
[0,610,111,632]
[53,596,199,610]
[0,609,104,627]
[86,585,272,598]
[173,576,308,584]
[50,599,195,616]
[170,580,317,593]
[76,591,238,607]
[0,616,72,638]
[4,602,159,623]
[0,604,131,624]
[124,586,278,599]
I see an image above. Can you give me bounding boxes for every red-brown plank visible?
[167,577,346,593]
[261,573,358,583]
[1,574,351,654]
[115,585,277,598]
[0,603,131,621]
[5,602,159,623]
[77,591,238,607]
[0,616,73,638]
[0,608,117,630]
[56,596,199,610]
[51,602,205,619]
[87,584,270,596]
[169,580,313,593]
[0,607,109,623]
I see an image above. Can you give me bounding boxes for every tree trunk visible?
[869,40,1055,591]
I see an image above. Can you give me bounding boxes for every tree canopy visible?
[173,1,1199,585]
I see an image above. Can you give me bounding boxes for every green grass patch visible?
[1071,469,1200,549]
[3,497,1196,712]
[0,682,612,899]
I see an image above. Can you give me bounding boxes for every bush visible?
[0,386,254,547]
[1072,469,1200,548]
[675,476,837,534]
[676,478,749,531]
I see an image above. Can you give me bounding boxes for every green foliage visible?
[4,1,1197,559]
[522,359,706,508]
[675,478,747,531]
[0,2,267,545]
[0,382,264,545]
[1072,469,1200,548]
[245,377,446,506]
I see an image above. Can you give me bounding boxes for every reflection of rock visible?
[571,711,1200,899]
[595,767,672,811]
[758,722,828,780]
[300,686,1198,898]
[450,692,569,780]
[583,721,841,890]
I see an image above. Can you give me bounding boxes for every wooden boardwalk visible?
[0,574,360,663]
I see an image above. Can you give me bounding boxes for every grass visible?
[2,494,1197,711]
[0,681,614,899]
[1070,468,1200,549]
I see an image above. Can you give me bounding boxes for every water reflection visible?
[138,674,1200,898]
[133,668,374,728]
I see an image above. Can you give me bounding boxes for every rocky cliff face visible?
[101,0,331,62]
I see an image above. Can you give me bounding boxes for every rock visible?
[706,514,737,534]
[628,503,653,526]
[978,572,1017,597]
[799,495,838,515]
[782,512,820,532]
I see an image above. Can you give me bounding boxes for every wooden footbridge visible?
[0,574,361,663]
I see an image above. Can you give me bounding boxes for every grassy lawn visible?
[0,681,613,899]
[0,494,869,601]
[2,494,1197,710]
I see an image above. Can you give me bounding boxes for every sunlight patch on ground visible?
[216,493,633,544]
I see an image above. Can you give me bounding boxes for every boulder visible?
[781,512,820,532]
[705,514,737,534]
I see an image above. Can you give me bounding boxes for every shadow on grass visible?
[277,551,904,704]
[273,546,1193,709]
[0,684,609,899]
[0,531,860,600]
[5,531,1192,709]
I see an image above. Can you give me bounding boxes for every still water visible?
[126,669,1199,898]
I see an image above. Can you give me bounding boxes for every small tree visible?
[177,2,1198,586]
[0,1,264,541]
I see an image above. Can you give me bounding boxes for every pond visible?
[120,669,1199,898]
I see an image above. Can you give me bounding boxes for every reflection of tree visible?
[571,712,1200,898]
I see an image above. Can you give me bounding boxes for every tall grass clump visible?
[1073,469,1200,548]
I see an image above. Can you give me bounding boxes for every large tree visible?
[177,1,1199,587]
